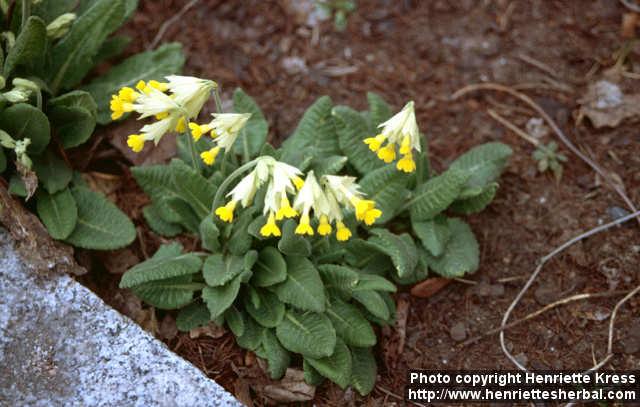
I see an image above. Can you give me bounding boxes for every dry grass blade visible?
[148,0,201,50]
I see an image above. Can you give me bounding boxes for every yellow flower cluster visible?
[364,101,421,173]
[110,76,215,153]
[190,113,251,166]
[215,157,381,241]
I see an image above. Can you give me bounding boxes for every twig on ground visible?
[452,82,640,226]
[497,209,640,372]
[487,109,540,146]
[517,53,561,79]
[620,0,640,13]
[148,0,201,50]
[459,290,628,347]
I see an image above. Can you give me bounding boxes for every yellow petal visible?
[364,208,382,226]
[336,222,352,241]
[377,144,396,163]
[396,154,416,173]
[215,201,236,222]
[126,134,145,153]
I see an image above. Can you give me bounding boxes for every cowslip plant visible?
[0,0,184,250]
[118,75,512,394]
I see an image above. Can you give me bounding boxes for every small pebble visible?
[607,206,630,221]
[449,322,467,342]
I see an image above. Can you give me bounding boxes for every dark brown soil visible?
[82,0,640,405]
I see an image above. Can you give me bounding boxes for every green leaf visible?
[277,219,311,256]
[120,252,202,288]
[276,309,336,358]
[311,155,348,177]
[367,229,418,278]
[8,175,27,197]
[244,288,285,328]
[333,105,384,174]
[83,43,185,124]
[252,246,287,287]
[47,91,97,148]
[176,302,211,331]
[227,208,255,255]
[4,16,46,77]
[152,242,183,259]
[271,256,326,312]
[132,275,202,310]
[49,0,127,92]
[280,96,340,165]
[199,216,220,251]
[202,254,244,287]
[350,347,377,396]
[353,273,396,293]
[65,186,136,250]
[232,88,268,160]
[359,164,408,223]
[32,149,72,194]
[36,188,77,240]
[450,182,499,215]
[33,0,76,23]
[93,35,132,65]
[326,298,376,347]
[449,142,512,190]
[408,168,470,221]
[142,204,182,237]
[170,159,216,219]
[352,290,389,321]
[425,218,479,277]
[367,92,392,127]
[303,359,325,386]
[202,275,242,319]
[305,338,352,389]
[131,164,187,225]
[166,198,200,232]
[317,264,359,300]
[261,329,291,380]
[412,215,450,257]
[0,103,50,154]
[0,148,6,173]
[224,306,245,337]
[236,314,264,351]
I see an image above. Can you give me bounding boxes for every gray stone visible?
[0,229,242,407]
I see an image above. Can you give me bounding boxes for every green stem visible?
[213,86,223,113]
[184,131,201,171]
[21,0,30,30]
[211,159,257,212]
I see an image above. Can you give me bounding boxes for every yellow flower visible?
[377,144,396,163]
[293,176,304,191]
[363,134,386,152]
[295,213,314,236]
[317,215,332,236]
[135,80,147,92]
[396,154,416,173]
[127,134,145,153]
[110,95,133,120]
[260,212,281,237]
[175,116,187,132]
[363,208,382,225]
[215,200,237,223]
[275,195,298,220]
[200,147,221,166]
[399,135,412,155]
[353,198,375,221]
[148,80,169,92]
[118,87,139,103]
[189,122,212,141]
[336,222,352,241]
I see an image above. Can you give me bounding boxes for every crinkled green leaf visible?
[199,216,220,251]
[261,329,291,380]
[33,0,76,23]
[252,246,287,287]
[412,214,450,257]
[4,16,46,77]
[227,207,255,255]
[176,302,211,331]
[425,218,479,277]
[236,314,264,351]
[84,42,185,124]
[303,359,325,386]
[131,275,203,310]
[224,306,245,337]
[350,346,377,396]
[65,186,135,250]
[352,290,389,321]
[367,229,418,278]
[276,309,336,358]
[202,274,242,319]
[0,103,50,154]
[359,164,408,223]
[449,142,512,190]
[271,256,325,312]
[33,149,72,194]
[367,92,392,128]
[244,288,285,328]
[142,204,182,237]
[170,159,216,219]
[277,219,311,257]
[333,105,384,175]
[49,0,126,92]
[36,188,77,240]
[353,273,396,292]
[305,338,352,389]
[326,298,376,347]
[47,91,97,148]
[450,182,499,215]
[120,251,202,288]
[317,264,359,300]
[202,254,244,287]
[408,168,470,221]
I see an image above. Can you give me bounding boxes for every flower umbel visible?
[363,101,421,172]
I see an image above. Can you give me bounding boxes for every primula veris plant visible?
[0,0,185,250]
[119,74,512,394]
